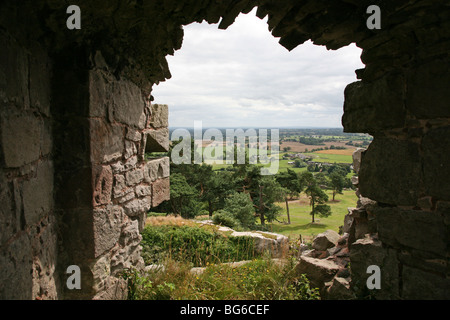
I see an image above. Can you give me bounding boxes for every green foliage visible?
[212,210,240,229]
[329,171,345,200]
[124,257,320,300]
[298,136,325,145]
[122,268,176,300]
[140,225,258,267]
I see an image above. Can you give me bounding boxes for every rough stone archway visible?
[0,0,449,299]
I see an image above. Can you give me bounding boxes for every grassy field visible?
[303,152,352,164]
[268,189,357,242]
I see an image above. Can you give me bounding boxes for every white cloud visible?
[152,9,364,128]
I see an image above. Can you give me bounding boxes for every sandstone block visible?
[143,157,170,183]
[123,197,151,217]
[112,79,146,129]
[124,140,137,160]
[92,165,113,206]
[350,234,399,299]
[22,160,54,227]
[358,136,422,206]
[402,265,450,300]
[342,74,406,133]
[144,128,169,152]
[126,128,142,142]
[0,111,41,168]
[89,69,112,119]
[326,277,355,300]
[93,205,124,257]
[352,148,365,173]
[89,119,124,163]
[125,168,144,186]
[406,59,450,119]
[312,230,340,251]
[422,125,450,201]
[111,155,138,174]
[0,233,33,299]
[29,44,51,116]
[136,185,152,197]
[150,104,169,128]
[373,207,447,256]
[295,256,340,292]
[152,178,170,207]
[0,32,29,108]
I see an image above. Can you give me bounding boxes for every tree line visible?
[152,140,354,230]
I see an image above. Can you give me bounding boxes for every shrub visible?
[124,257,320,300]
[212,210,240,229]
[141,225,258,267]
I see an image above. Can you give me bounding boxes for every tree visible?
[329,171,345,201]
[222,192,256,228]
[305,184,331,223]
[202,171,236,217]
[300,172,331,223]
[168,173,199,218]
[259,176,285,224]
[276,169,304,224]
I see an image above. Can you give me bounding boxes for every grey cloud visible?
[153,9,364,128]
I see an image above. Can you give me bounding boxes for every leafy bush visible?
[141,225,258,267]
[124,257,320,300]
[212,210,240,229]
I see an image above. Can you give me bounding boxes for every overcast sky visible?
[152,9,364,129]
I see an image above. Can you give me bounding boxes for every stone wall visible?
[51,49,170,299]
[0,15,170,298]
[1,0,449,299]
[0,28,58,299]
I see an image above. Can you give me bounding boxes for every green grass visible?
[303,152,352,164]
[124,257,320,300]
[269,189,357,242]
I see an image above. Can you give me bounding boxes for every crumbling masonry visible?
[1,0,449,299]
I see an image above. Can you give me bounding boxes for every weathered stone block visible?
[358,137,422,206]
[152,178,170,207]
[124,140,137,160]
[89,69,112,118]
[373,207,447,256]
[136,185,152,197]
[0,32,29,107]
[150,104,169,128]
[29,43,51,116]
[342,74,406,133]
[143,157,170,183]
[111,155,138,174]
[89,119,124,164]
[295,256,340,292]
[402,265,450,300]
[112,79,146,129]
[312,230,340,251]
[352,148,365,174]
[126,128,142,142]
[422,126,450,201]
[350,235,399,299]
[0,111,41,168]
[123,197,151,217]
[144,128,170,153]
[93,205,124,257]
[0,233,33,299]
[92,165,113,206]
[125,167,144,186]
[406,59,450,119]
[22,160,54,227]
